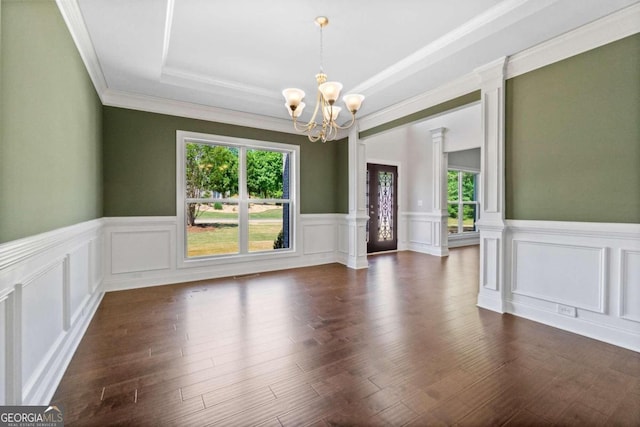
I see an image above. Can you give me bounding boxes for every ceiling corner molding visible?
[358,72,480,133]
[160,67,281,100]
[101,89,297,134]
[56,0,109,101]
[506,2,640,79]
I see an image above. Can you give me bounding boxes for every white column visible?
[475,57,508,313]
[430,127,449,257]
[345,125,369,269]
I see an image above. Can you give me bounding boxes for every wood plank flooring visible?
[52,247,640,426]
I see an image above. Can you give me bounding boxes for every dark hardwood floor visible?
[52,247,640,426]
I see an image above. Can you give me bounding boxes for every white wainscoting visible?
[400,212,461,256]
[505,220,640,352]
[103,215,347,291]
[0,219,103,405]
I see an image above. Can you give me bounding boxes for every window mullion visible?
[238,147,248,254]
[457,172,463,233]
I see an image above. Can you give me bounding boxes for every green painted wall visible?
[334,137,349,213]
[505,33,640,223]
[0,0,103,243]
[359,91,481,139]
[103,107,345,216]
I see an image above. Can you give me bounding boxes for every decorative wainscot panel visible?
[505,220,640,352]
[102,215,345,291]
[0,220,103,405]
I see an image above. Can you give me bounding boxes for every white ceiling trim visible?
[160,0,175,71]
[350,0,559,97]
[55,0,108,101]
[506,2,640,79]
[102,89,297,134]
[159,0,279,101]
[160,67,281,100]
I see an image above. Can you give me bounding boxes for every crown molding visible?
[55,0,108,101]
[506,2,640,79]
[101,89,297,134]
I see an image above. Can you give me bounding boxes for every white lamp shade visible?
[282,88,305,108]
[323,105,342,122]
[286,102,305,118]
[343,94,364,113]
[318,81,343,103]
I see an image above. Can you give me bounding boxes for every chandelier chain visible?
[319,24,324,73]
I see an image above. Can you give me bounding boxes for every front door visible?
[367,163,398,253]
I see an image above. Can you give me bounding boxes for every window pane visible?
[447,170,459,201]
[246,149,287,199]
[249,203,289,252]
[448,203,459,234]
[187,202,239,257]
[185,143,238,199]
[462,203,477,232]
[462,172,476,202]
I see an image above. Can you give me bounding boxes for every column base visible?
[345,213,369,270]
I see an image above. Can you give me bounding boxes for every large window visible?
[447,170,479,235]
[178,132,297,261]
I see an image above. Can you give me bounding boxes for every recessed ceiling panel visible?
[76,0,638,121]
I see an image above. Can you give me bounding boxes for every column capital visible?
[474,56,508,88]
[429,127,447,140]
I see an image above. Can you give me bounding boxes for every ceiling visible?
[76,0,637,125]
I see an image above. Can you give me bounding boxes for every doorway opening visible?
[367,163,398,253]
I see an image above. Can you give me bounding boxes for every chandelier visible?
[282,16,365,143]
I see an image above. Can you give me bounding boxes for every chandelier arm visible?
[308,90,324,125]
[325,126,335,142]
[294,90,326,132]
[331,113,357,130]
[307,129,324,142]
[292,117,317,133]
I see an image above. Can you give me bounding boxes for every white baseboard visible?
[507,298,640,353]
[448,234,479,248]
[477,291,504,314]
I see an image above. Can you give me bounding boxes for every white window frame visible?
[447,168,480,236]
[176,130,300,268]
